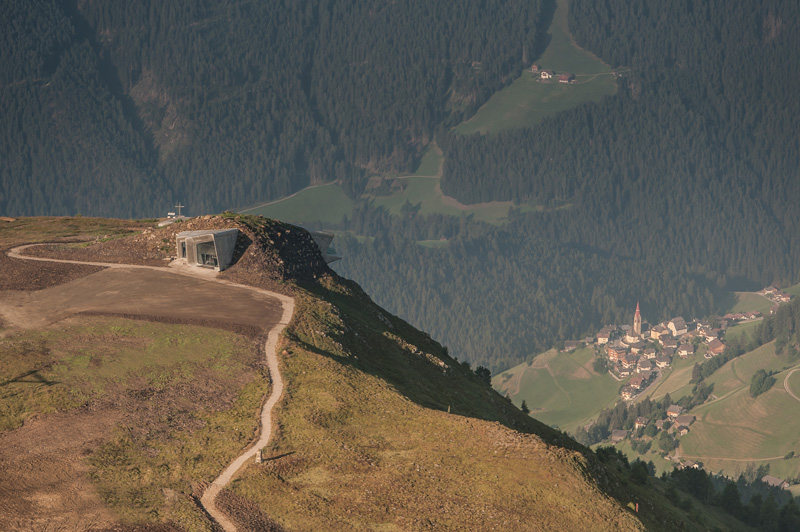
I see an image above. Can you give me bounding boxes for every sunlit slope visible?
[493,347,620,432]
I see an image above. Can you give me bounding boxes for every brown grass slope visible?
[0,216,754,531]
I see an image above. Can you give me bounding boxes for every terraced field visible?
[679,377,800,478]
[704,343,784,397]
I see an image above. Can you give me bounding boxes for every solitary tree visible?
[520,400,530,414]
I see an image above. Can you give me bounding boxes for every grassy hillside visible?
[720,292,775,315]
[2,216,766,532]
[454,0,618,135]
[640,351,702,403]
[680,375,800,479]
[494,347,621,432]
[0,313,264,531]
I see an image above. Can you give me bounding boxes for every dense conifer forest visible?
[1,0,543,217]
[331,206,718,372]
[439,0,800,288]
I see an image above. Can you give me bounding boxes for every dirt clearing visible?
[0,267,282,333]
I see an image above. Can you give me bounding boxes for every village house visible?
[677,426,690,436]
[611,429,628,443]
[662,347,675,359]
[677,344,694,358]
[655,419,666,430]
[643,347,657,359]
[667,405,683,419]
[629,341,646,354]
[675,414,695,427]
[558,73,575,83]
[635,417,649,430]
[562,340,579,352]
[762,475,790,489]
[775,291,791,303]
[661,336,678,349]
[530,64,540,73]
[597,330,611,344]
[707,338,726,356]
[639,370,653,381]
[668,317,688,337]
[696,320,712,333]
[637,359,654,373]
[655,355,671,369]
[629,375,645,389]
[620,386,635,400]
[618,366,633,377]
[680,460,701,470]
[621,354,638,369]
[540,69,554,80]
[650,325,669,340]
[607,345,627,363]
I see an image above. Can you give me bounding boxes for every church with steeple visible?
[633,301,642,336]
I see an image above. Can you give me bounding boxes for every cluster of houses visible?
[559,297,786,402]
[530,64,575,84]
[601,313,728,401]
[761,285,793,314]
[611,404,696,444]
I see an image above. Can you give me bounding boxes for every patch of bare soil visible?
[0,408,123,532]
[0,246,103,291]
[24,241,170,267]
[0,268,282,333]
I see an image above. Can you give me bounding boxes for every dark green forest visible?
[440,0,800,289]
[331,206,718,372]
[1,0,543,216]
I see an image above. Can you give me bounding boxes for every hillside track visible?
[785,368,800,403]
[6,245,295,532]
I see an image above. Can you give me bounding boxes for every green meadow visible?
[493,347,621,432]
[721,292,775,315]
[454,0,618,136]
[679,376,800,478]
[704,342,781,398]
[240,182,354,225]
[641,349,703,403]
[723,320,763,343]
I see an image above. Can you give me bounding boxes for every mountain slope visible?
[0,215,758,532]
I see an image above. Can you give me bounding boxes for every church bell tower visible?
[633,301,642,336]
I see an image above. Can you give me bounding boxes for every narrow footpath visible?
[8,245,295,532]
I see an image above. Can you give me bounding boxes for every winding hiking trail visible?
[7,244,295,532]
